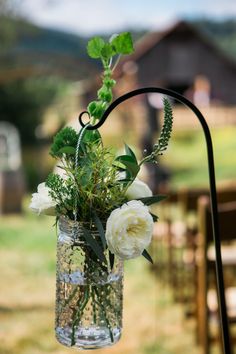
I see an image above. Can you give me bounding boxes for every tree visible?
[0,77,67,145]
[0,0,23,52]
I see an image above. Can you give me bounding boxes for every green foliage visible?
[110,32,134,55]
[0,15,17,51]
[140,98,173,165]
[92,211,106,250]
[192,19,236,59]
[115,155,140,179]
[87,32,134,124]
[125,143,138,163]
[50,126,78,159]
[87,37,106,58]
[82,226,106,263]
[73,143,127,221]
[87,32,134,62]
[156,98,173,153]
[47,141,128,222]
[0,77,67,144]
[46,173,77,218]
[114,143,140,182]
[113,100,173,184]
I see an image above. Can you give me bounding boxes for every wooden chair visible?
[151,190,179,284]
[170,187,209,304]
[197,196,236,354]
[172,185,236,307]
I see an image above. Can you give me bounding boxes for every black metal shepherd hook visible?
[80,87,232,354]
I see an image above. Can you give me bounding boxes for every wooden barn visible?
[118,21,236,105]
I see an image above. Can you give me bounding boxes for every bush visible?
[0,76,67,145]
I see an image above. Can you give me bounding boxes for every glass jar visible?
[55,216,123,349]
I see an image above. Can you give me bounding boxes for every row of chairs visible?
[197,196,236,354]
[151,183,236,354]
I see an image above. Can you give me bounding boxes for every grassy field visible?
[164,126,236,188]
[0,207,201,354]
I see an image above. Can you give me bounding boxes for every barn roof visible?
[117,20,236,74]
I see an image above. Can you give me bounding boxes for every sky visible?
[19,0,236,36]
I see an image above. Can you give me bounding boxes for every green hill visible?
[1,17,236,82]
[192,19,236,60]
[0,17,99,80]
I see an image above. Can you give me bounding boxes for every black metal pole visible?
[80,87,232,354]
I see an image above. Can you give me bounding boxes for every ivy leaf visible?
[138,195,166,206]
[87,37,105,58]
[92,211,106,250]
[111,32,134,55]
[58,146,76,155]
[82,227,106,263]
[142,249,153,264]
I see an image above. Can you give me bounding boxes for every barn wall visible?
[136,25,236,104]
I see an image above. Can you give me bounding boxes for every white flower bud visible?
[125,178,152,200]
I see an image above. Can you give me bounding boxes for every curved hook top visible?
[80,87,209,134]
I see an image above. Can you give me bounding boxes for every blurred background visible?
[1,1,236,353]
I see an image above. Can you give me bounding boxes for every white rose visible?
[125,178,152,200]
[29,182,56,215]
[105,200,154,260]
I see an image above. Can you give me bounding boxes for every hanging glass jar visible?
[55,216,124,349]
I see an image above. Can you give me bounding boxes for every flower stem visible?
[71,285,90,346]
[94,287,114,343]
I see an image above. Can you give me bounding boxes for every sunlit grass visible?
[163,126,236,187]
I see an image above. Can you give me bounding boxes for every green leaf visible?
[111,32,134,55]
[83,129,101,144]
[87,101,97,115]
[142,249,153,264]
[138,195,166,206]
[101,43,115,60]
[92,211,106,250]
[98,86,112,103]
[58,146,76,155]
[109,251,115,270]
[125,143,138,163]
[87,100,107,119]
[113,160,126,171]
[87,37,105,58]
[82,227,106,263]
[115,155,140,178]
